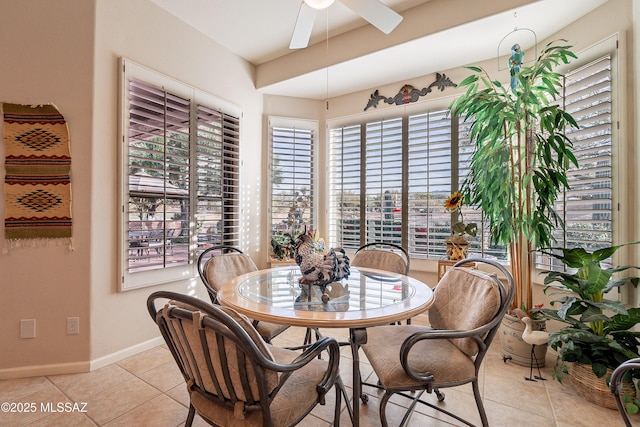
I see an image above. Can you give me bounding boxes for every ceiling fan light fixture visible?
[304,0,335,10]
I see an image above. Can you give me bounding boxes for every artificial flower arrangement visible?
[443,191,478,260]
[444,191,478,242]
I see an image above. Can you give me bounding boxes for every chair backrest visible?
[197,246,258,304]
[428,258,514,357]
[147,291,280,421]
[351,242,410,275]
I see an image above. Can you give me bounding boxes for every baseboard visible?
[90,336,164,371]
[0,336,165,380]
[0,361,90,380]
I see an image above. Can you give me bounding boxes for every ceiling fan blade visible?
[340,0,403,34]
[290,3,317,49]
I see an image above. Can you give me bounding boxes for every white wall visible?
[90,0,265,364]
[0,0,94,377]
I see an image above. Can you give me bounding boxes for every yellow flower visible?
[444,191,463,211]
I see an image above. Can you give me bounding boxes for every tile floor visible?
[0,312,635,427]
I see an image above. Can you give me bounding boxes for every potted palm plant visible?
[449,40,579,365]
[536,242,640,411]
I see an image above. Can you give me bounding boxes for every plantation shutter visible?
[561,55,613,252]
[537,55,613,270]
[407,110,452,258]
[364,117,403,245]
[196,105,241,249]
[269,120,315,240]
[127,78,190,270]
[122,59,241,288]
[329,125,362,251]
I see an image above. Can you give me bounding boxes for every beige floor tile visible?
[48,364,134,402]
[102,394,186,427]
[83,377,161,425]
[164,383,190,409]
[136,361,185,393]
[483,399,555,427]
[483,371,554,419]
[115,346,174,377]
[26,411,97,427]
[0,376,52,403]
[0,381,69,426]
[547,386,627,427]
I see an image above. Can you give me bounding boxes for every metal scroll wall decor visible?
[364,72,457,111]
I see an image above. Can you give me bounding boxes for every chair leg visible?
[333,380,342,427]
[185,404,196,427]
[472,380,489,427]
[379,390,394,427]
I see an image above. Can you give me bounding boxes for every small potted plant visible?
[536,241,640,410]
[443,191,477,260]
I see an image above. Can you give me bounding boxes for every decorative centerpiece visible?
[443,191,477,260]
[293,232,350,289]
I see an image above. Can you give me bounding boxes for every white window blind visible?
[329,108,507,260]
[126,79,191,271]
[540,55,613,269]
[364,117,403,245]
[196,105,241,250]
[121,60,240,289]
[563,56,612,250]
[329,125,362,251]
[269,119,316,241]
[407,110,452,258]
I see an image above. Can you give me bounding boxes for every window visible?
[330,56,614,263]
[269,117,317,252]
[120,59,240,290]
[540,55,613,269]
[328,124,362,250]
[329,109,504,259]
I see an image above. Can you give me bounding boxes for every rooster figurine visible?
[294,233,350,287]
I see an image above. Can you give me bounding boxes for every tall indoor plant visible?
[450,40,579,317]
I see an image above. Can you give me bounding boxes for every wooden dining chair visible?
[147,291,348,426]
[197,245,289,343]
[360,258,515,427]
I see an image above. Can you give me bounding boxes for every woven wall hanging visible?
[2,103,73,252]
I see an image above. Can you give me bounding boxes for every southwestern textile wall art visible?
[2,103,72,251]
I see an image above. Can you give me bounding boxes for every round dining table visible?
[218,265,434,426]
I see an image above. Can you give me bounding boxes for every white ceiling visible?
[150,0,607,99]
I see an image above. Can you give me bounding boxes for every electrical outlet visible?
[66,317,80,335]
[20,319,36,338]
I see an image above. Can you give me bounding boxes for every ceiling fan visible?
[290,0,403,49]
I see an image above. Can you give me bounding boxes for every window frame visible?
[267,117,318,256]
